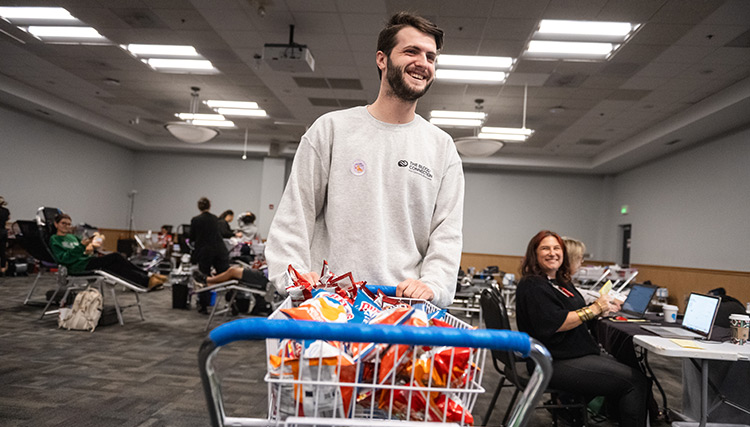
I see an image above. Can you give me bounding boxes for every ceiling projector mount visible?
[164,87,220,144]
[263,24,315,73]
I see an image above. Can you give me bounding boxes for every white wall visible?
[604,127,750,271]
[0,105,135,227]
[462,170,609,258]
[131,152,264,232]
[3,103,748,272]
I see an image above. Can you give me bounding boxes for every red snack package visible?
[430,393,474,425]
[350,306,414,362]
[285,265,314,303]
[380,380,429,421]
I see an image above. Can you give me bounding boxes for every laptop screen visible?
[682,293,721,337]
[621,284,657,316]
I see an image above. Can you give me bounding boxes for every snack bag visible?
[353,285,382,323]
[281,290,357,323]
[284,265,314,303]
[430,393,474,425]
[300,340,357,418]
[350,305,414,362]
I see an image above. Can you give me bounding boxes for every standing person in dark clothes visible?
[217,210,238,238]
[190,197,230,313]
[0,196,9,276]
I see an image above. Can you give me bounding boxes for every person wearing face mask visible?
[265,12,463,308]
[515,230,649,427]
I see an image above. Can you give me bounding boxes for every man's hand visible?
[396,278,434,301]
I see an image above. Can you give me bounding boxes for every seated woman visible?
[49,213,167,291]
[515,230,649,427]
[237,211,260,241]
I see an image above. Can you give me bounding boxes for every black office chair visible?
[14,219,67,306]
[480,287,589,427]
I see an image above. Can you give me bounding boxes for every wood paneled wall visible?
[97,228,145,253]
[460,252,750,311]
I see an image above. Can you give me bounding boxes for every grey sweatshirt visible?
[265,106,464,308]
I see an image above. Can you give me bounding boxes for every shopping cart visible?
[199,291,552,427]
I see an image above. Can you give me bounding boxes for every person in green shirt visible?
[49,213,167,290]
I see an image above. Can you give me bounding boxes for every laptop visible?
[615,284,658,319]
[641,293,721,339]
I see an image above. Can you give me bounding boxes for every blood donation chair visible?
[21,207,147,325]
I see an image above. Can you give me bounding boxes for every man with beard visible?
[265,12,464,308]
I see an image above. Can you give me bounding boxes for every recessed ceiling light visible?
[525,19,640,61]
[0,6,76,22]
[538,20,637,41]
[436,69,506,83]
[25,26,108,43]
[123,44,200,58]
[437,54,514,71]
[144,58,217,73]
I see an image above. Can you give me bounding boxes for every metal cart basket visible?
[199,296,552,427]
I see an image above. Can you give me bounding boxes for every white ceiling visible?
[1,0,749,174]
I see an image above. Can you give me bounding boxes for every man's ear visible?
[376,51,387,74]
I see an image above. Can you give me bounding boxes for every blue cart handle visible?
[209,318,532,357]
[365,285,397,296]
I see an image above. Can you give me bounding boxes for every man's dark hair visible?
[54,213,71,224]
[376,12,444,79]
[197,197,211,211]
[219,210,234,220]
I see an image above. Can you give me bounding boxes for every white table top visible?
[633,335,750,361]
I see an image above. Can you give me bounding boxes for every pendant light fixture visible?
[165,87,221,144]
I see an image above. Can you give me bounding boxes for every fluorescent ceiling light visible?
[124,44,200,58]
[524,40,615,60]
[430,118,484,128]
[176,113,225,121]
[191,119,235,128]
[478,133,528,142]
[479,127,534,142]
[26,25,106,40]
[538,19,635,39]
[430,110,486,120]
[437,54,514,71]
[204,100,259,109]
[144,58,217,72]
[0,6,76,21]
[527,40,614,55]
[436,69,506,83]
[216,108,267,117]
[481,127,534,136]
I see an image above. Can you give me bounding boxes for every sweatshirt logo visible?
[398,160,433,180]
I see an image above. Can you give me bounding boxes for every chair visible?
[23,207,147,325]
[480,286,589,427]
[194,278,270,331]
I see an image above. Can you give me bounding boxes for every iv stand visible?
[127,190,137,239]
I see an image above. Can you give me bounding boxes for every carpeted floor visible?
[0,273,682,427]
